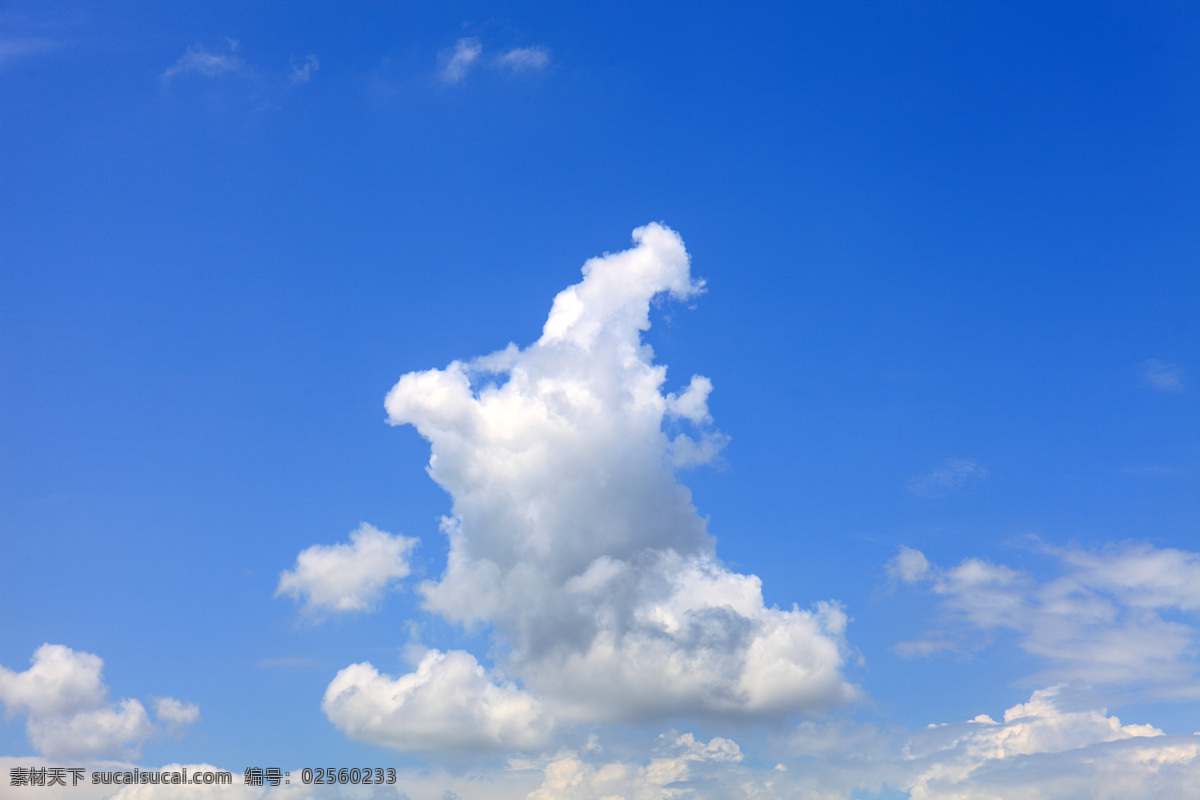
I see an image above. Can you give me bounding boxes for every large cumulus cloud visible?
[325,223,857,749]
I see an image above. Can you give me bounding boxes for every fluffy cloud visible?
[906,459,988,499]
[528,731,743,800]
[515,689,1199,800]
[153,698,200,735]
[276,523,417,615]
[9,690,1197,800]
[891,541,1200,689]
[0,644,196,759]
[322,649,553,752]
[781,685,1200,800]
[903,685,1164,792]
[369,223,856,737]
[439,38,482,84]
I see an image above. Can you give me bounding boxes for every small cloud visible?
[907,459,987,499]
[1143,359,1184,392]
[152,697,199,736]
[276,523,418,616]
[162,41,244,82]
[495,46,549,72]
[289,54,319,84]
[439,37,482,84]
[887,545,932,583]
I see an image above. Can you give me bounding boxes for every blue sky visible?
[2,2,1198,798]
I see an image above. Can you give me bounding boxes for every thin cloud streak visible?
[0,36,57,68]
[162,40,244,82]
[907,459,988,499]
[1144,359,1185,392]
[495,46,550,72]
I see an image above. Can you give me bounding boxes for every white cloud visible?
[1051,541,1200,611]
[439,38,482,84]
[375,223,857,735]
[152,697,200,735]
[891,541,1200,690]
[276,522,417,615]
[27,701,154,761]
[322,649,553,752]
[902,685,1199,800]
[437,39,551,84]
[904,685,1163,783]
[1144,359,1185,391]
[9,691,1197,800]
[516,690,1199,800]
[0,644,196,759]
[527,731,742,800]
[289,54,319,84]
[781,685,1200,800]
[907,459,988,499]
[162,42,244,82]
[887,544,932,583]
[495,46,550,72]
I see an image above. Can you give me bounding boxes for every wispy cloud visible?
[439,37,482,84]
[890,540,1200,692]
[162,39,244,82]
[495,46,550,72]
[907,458,987,499]
[1144,359,1184,392]
[437,38,551,84]
[289,54,319,84]
[0,36,57,68]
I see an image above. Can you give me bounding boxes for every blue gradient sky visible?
[2,2,1198,797]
